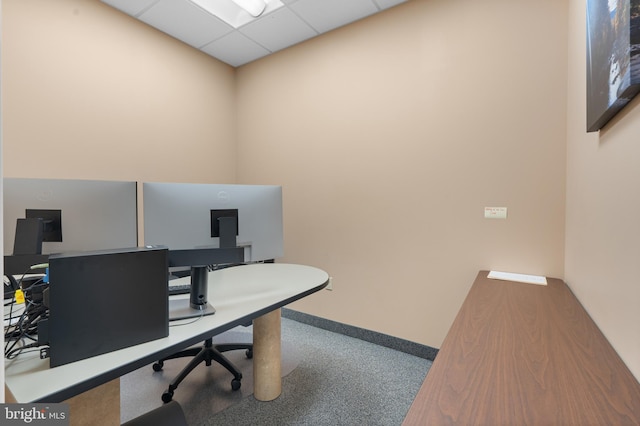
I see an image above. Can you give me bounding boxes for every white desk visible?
[5,263,329,403]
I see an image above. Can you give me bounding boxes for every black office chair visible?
[122,400,187,426]
[153,337,253,403]
[155,235,253,403]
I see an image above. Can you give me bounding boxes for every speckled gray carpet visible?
[121,316,432,425]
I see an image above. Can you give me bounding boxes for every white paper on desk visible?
[487,270,547,285]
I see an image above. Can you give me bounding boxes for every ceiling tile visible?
[374,0,407,10]
[138,0,234,48]
[101,0,159,16]
[101,0,409,67]
[201,31,271,67]
[239,7,317,53]
[290,0,379,34]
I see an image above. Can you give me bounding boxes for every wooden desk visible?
[5,263,328,403]
[403,271,640,425]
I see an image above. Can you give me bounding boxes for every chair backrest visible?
[121,401,188,426]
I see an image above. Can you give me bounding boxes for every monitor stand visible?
[169,266,215,321]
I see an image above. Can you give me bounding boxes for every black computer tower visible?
[44,247,169,367]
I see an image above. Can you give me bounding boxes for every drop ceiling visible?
[100,0,408,67]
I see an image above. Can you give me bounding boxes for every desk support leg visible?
[4,380,119,425]
[66,378,120,426]
[253,308,282,401]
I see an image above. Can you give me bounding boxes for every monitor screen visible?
[3,178,138,255]
[142,182,283,263]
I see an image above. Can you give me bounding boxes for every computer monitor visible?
[142,182,283,262]
[142,182,283,319]
[3,177,138,258]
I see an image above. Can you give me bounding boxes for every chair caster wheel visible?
[246,349,253,359]
[161,391,174,403]
[231,379,241,391]
[152,361,164,372]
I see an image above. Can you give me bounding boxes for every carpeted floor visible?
[121,316,432,425]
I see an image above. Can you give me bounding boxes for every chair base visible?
[153,337,253,403]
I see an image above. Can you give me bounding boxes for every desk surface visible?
[403,271,640,425]
[5,263,329,403]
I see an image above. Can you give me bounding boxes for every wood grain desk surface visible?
[403,271,640,425]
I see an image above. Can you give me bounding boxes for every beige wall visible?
[1,0,237,184]
[5,0,635,384]
[236,0,568,347]
[565,0,640,380]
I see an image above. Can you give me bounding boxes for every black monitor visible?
[42,247,169,367]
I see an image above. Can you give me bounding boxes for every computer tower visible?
[43,247,169,367]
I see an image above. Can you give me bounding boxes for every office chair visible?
[122,400,187,426]
[153,337,253,403]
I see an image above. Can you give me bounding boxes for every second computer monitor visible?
[142,182,283,263]
[3,178,138,255]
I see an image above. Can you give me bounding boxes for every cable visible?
[4,307,44,358]
[5,342,43,359]
[169,310,206,327]
[4,268,49,359]
[30,263,49,270]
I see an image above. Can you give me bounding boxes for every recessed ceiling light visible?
[190,0,284,28]
[231,0,266,17]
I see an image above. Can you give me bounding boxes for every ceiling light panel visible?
[138,0,233,48]
[239,7,317,53]
[191,0,284,28]
[289,0,379,34]
[231,0,267,17]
